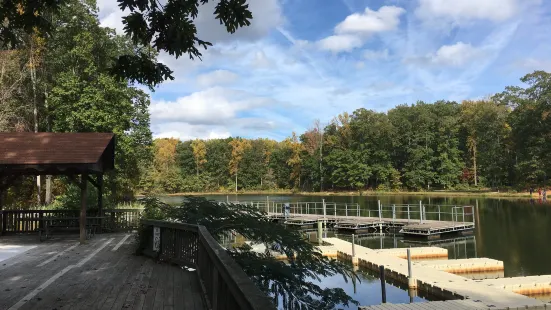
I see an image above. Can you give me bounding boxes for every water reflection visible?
[173,194,551,278]
[317,272,426,309]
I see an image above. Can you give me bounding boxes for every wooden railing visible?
[0,209,143,234]
[140,219,275,310]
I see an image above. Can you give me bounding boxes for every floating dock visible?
[374,247,448,260]
[479,275,551,296]
[269,213,474,238]
[415,258,504,274]
[324,237,549,309]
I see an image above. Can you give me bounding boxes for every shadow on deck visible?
[0,233,205,310]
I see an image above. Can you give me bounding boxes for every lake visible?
[161,194,551,307]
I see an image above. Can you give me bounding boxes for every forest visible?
[143,71,551,194]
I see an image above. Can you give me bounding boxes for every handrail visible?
[140,219,275,310]
[0,209,143,234]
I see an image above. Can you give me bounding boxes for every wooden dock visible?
[324,237,549,309]
[269,212,474,238]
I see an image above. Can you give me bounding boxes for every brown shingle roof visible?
[0,132,114,165]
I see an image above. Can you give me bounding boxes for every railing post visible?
[419,201,423,224]
[352,234,356,257]
[317,220,323,245]
[322,199,327,223]
[407,204,410,222]
[462,206,465,223]
[378,200,382,221]
[345,204,348,217]
[357,204,359,217]
[438,205,441,221]
[392,204,395,221]
[407,248,417,289]
[334,204,336,218]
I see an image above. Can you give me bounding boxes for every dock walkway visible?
[0,233,205,310]
[324,237,549,310]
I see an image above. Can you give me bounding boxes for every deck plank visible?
[0,234,205,310]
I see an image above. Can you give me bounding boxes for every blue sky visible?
[97,0,551,141]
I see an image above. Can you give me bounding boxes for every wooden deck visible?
[0,233,205,310]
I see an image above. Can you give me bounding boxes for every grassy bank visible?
[161,189,537,199]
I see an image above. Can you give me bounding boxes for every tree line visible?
[143,71,551,193]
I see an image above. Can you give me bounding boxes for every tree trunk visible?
[45,91,52,204]
[30,45,41,205]
[473,142,478,186]
[319,132,323,192]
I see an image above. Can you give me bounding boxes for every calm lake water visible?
[162,194,551,307]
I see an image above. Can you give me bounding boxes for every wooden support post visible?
[97,174,103,233]
[80,173,88,244]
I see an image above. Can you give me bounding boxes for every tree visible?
[494,71,551,186]
[229,138,251,192]
[460,100,511,187]
[139,196,358,309]
[284,132,303,189]
[2,0,254,88]
[191,139,207,176]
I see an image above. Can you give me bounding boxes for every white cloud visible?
[318,35,363,52]
[431,42,482,66]
[317,6,405,53]
[153,124,231,141]
[335,6,405,35]
[196,70,239,87]
[416,0,518,23]
[149,87,269,125]
[514,58,551,72]
[363,49,390,60]
[251,50,272,68]
[405,42,483,67]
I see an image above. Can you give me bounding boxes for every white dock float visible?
[415,258,504,274]
[479,275,551,296]
[324,237,548,309]
[375,247,448,259]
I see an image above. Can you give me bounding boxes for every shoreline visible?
[157,190,540,199]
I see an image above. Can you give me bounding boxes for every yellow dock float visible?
[324,237,549,309]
